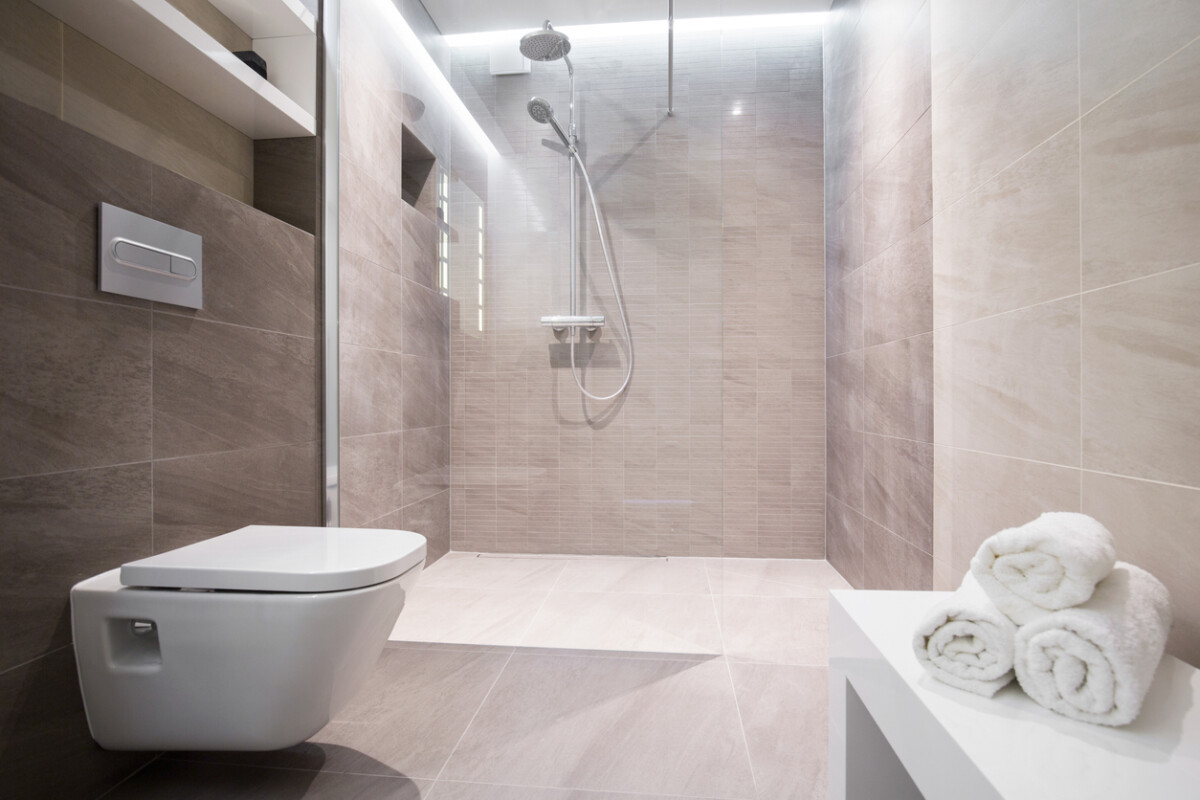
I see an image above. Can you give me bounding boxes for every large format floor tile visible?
[417,552,568,592]
[719,595,831,666]
[439,652,756,798]
[519,591,723,654]
[427,782,684,799]
[389,586,549,646]
[555,556,712,595]
[730,663,830,800]
[707,558,851,597]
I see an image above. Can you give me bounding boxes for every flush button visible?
[170,256,197,278]
[113,240,171,272]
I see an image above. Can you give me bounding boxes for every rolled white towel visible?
[1014,562,1172,727]
[912,572,1017,697]
[970,512,1117,625]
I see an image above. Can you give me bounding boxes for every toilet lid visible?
[120,526,427,592]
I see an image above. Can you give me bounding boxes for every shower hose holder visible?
[540,314,605,332]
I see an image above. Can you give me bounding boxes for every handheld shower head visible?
[527,97,572,150]
[520,21,571,62]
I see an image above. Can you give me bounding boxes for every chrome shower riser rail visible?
[541,315,605,331]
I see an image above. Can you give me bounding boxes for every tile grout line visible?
[426,557,573,786]
[708,561,761,799]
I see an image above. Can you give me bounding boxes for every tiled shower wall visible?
[448,22,825,557]
[824,0,935,589]
[337,0,491,561]
[930,0,1200,667]
[0,92,320,795]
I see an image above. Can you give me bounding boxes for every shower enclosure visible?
[326,0,827,563]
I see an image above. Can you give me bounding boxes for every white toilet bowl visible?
[71,525,425,751]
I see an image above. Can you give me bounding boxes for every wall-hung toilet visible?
[71,525,425,751]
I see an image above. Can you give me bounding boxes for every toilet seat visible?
[120,525,426,593]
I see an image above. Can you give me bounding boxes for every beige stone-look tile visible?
[341,344,405,437]
[398,490,450,563]
[930,0,1023,98]
[521,591,722,655]
[932,0,1077,212]
[402,424,450,506]
[937,124,1080,326]
[153,443,320,551]
[0,288,151,479]
[863,333,933,442]
[826,425,864,512]
[720,595,830,665]
[1083,264,1200,487]
[1082,41,1200,289]
[341,249,406,352]
[0,464,150,671]
[827,350,864,433]
[0,0,62,116]
[1079,0,1200,113]
[1082,472,1200,668]
[109,760,431,800]
[440,653,754,798]
[402,202,441,290]
[340,154,406,273]
[862,0,931,174]
[389,586,547,647]
[827,496,864,589]
[827,265,864,357]
[253,136,318,235]
[403,278,450,360]
[340,432,403,528]
[864,109,932,260]
[935,448,1080,579]
[938,298,1081,464]
[826,187,865,287]
[418,552,566,592]
[151,166,317,338]
[707,558,850,598]
[0,648,152,799]
[555,556,711,595]
[864,220,932,346]
[862,519,932,590]
[403,355,449,431]
[152,314,318,458]
[864,433,933,552]
[62,27,252,202]
[729,662,828,800]
[0,93,153,303]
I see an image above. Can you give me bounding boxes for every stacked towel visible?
[912,572,1017,697]
[1013,562,1172,727]
[970,512,1117,625]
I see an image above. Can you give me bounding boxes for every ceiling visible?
[421,0,833,36]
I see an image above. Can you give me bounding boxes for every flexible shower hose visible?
[568,153,634,401]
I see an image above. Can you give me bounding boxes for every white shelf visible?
[32,0,316,139]
[208,0,315,38]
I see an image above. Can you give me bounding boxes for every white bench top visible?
[830,590,1200,800]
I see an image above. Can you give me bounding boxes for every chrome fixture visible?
[668,0,674,116]
[523,22,634,401]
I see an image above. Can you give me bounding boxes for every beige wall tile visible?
[864,433,933,552]
[863,109,932,260]
[930,0,1022,98]
[863,519,931,590]
[934,448,1080,579]
[1083,472,1200,667]
[1083,263,1200,487]
[932,0,1077,212]
[1079,0,1200,113]
[864,220,932,345]
[827,496,864,588]
[862,0,931,173]
[937,124,1080,325]
[62,28,253,203]
[864,333,933,442]
[826,266,864,356]
[939,298,1080,464]
[1081,41,1200,289]
[0,0,61,116]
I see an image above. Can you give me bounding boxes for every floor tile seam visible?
[428,645,519,786]
[92,753,164,800]
[721,655,761,800]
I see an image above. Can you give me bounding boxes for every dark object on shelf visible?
[234,50,268,81]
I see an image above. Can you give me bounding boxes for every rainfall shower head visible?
[527,96,572,150]
[520,21,571,62]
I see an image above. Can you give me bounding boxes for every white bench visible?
[829,590,1200,799]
